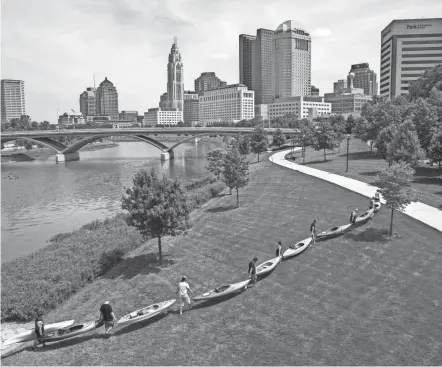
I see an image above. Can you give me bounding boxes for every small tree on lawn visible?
[238,135,251,156]
[273,128,286,148]
[376,161,418,236]
[205,148,226,180]
[222,146,250,207]
[296,123,314,162]
[250,125,268,162]
[428,129,442,171]
[346,115,355,134]
[122,168,190,265]
[311,120,339,162]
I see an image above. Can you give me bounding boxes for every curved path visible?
[270,148,442,233]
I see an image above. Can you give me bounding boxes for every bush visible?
[187,182,226,210]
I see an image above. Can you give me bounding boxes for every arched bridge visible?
[1,127,296,162]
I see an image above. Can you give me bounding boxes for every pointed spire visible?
[174,36,177,46]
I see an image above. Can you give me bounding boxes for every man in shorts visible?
[310,219,317,244]
[32,313,46,351]
[99,301,117,338]
[177,276,194,315]
[247,257,258,289]
[276,241,283,257]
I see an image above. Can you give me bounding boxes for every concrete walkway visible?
[270,148,442,233]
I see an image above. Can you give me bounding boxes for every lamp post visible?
[346,134,350,172]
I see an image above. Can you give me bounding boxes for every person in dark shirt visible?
[99,301,117,338]
[246,257,258,289]
[350,209,359,224]
[374,189,381,202]
[310,219,317,243]
[32,313,46,351]
[369,197,375,209]
[276,241,283,257]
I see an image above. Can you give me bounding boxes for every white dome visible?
[276,20,307,32]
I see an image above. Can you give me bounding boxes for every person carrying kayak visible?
[177,276,194,315]
[276,241,283,257]
[350,209,359,224]
[246,257,258,289]
[99,301,117,338]
[32,313,46,351]
[369,197,375,209]
[310,219,317,243]
[374,189,381,202]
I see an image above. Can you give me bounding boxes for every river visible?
[1,140,218,263]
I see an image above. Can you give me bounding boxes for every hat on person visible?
[104,301,110,305]
[182,276,187,281]
[253,257,258,261]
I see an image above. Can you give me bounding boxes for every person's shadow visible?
[32,333,103,352]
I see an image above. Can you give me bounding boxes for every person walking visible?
[176,276,194,315]
[374,189,381,202]
[247,257,258,289]
[350,209,359,224]
[369,197,375,209]
[276,241,283,257]
[32,313,46,351]
[99,301,117,338]
[310,219,317,244]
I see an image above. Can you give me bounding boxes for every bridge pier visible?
[55,152,80,163]
[161,150,174,161]
[193,137,199,143]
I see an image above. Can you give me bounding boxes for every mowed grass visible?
[288,138,442,209]
[3,157,442,365]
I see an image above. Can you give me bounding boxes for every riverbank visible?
[3,154,442,365]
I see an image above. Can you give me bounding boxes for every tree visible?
[24,140,33,150]
[177,120,184,127]
[345,115,355,134]
[428,129,442,171]
[294,122,314,162]
[273,128,286,148]
[222,146,250,207]
[121,168,190,264]
[238,135,251,156]
[409,64,442,99]
[410,98,439,155]
[250,125,268,162]
[376,162,418,236]
[205,148,226,180]
[40,120,51,131]
[311,120,339,162]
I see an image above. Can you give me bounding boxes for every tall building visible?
[269,96,331,120]
[194,72,227,96]
[333,79,347,94]
[274,20,312,99]
[183,91,199,125]
[95,77,119,120]
[311,85,320,96]
[79,87,96,119]
[1,79,26,123]
[159,92,168,109]
[165,37,184,111]
[380,18,442,99]
[198,84,254,125]
[348,63,378,96]
[239,34,256,90]
[252,28,275,104]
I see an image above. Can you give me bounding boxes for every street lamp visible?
[346,134,351,172]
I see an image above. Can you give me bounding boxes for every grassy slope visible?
[288,138,442,209]
[4,155,442,366]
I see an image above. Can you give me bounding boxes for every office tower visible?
[166,37,184,111]
[159,92,168,109]
[348,63,378,96]
[274,20,312,99]
[380,18,442,99]
[311,85,320,96]
[1,79,26,123]
[239,34,256,91]
[194,72,227,96]
[183,91,199,124]
[333,79,348,94]
[95,77,119,120]
[79,87,96,119]
[252,28,275,104]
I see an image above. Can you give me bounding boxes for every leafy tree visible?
[24,140,33,150]
[205,148,226,180]
[386,119,425,167]
[375,124,399,160]
[40,120,51,130]
[410,98,439,155]
[121,168,190,264]
[345,115,355,134]
[177,120,184,127]
[376,162,418,236]
[250,125,268,162]
[238,135,251,156]
[273,128,286,148]
[311,120,339,161]
[294,122,314,162]
[428,129,442,171]
[409,64,442,99]
[354,116,377,152]
[222,146,250,207]
[31,121,39,130]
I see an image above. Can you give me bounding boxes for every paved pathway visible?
[270,148,442,233]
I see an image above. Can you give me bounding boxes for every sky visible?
[1,0,442,123]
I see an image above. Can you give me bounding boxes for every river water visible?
[1,141,217,263]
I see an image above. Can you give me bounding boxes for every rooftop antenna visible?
[174,36,177,45]
[93,73,96,89]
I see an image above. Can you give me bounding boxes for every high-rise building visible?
[165,37,184,111]
[380,18,442,99]
[79,87,96,120]
[183,91,199,125]
[252,28,275,104]
[311,85,320,96]
[159,92,168,109]
[95,77,119,120]
[239,34,256,90]
[194,72,227,96]
[333,79,347,94]
[348,63,378,96]
[274,20,312,99]
[1,79,26,123]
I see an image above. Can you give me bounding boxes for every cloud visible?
[311,28,336,42]
[210,53,230,60]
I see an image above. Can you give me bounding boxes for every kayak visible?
[354,207,375,226]
[118,300,176,325]
[193,279,250,301]
[316,223,353,240]
[282,237,312,259]
[3,320,75,345]
[40,319,103,343]
[374,202,381,213]
[256,256,282,276]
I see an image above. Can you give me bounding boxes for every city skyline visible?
[2,0,442,122]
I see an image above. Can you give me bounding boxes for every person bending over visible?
[99,301,117,338]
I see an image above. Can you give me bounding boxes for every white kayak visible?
[256,256,282,276]
[354,207,375,226]
[118,300,176,325]
[316,223,353,239]
[193,279,250,301]
[283,237,312,259]
[3,319,75,345]
[40,319,103,343]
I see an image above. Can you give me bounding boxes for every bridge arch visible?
[1,137,68,153]
[166,132,248,152]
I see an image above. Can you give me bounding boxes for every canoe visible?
[282,237,312,259]
[256,256,282,276]
[118,300,176,325]
[316,223,353,239]
[193,279,250,301]
[354,207,375,226]
[3,320,75,345]
[40,319,103,343]
[374,202,381,213]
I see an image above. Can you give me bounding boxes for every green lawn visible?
[3,156,442,365]
[287,138,442,210]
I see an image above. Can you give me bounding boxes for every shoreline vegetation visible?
[1,176,226,323]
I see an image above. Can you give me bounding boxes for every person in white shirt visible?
[176,276,194,315]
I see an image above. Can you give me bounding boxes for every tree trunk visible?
[236,187,239,207]
[439,160,441,172]
[370,142,373,153]
[303,146,305,163]
[158,236,163,265]
[230,187,232,195]
[257,152,260,162]
[323,148,326,162]
[389,208,394,236]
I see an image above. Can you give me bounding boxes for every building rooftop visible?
[276,20,308,33]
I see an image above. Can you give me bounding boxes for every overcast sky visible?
[2,0,441,122]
